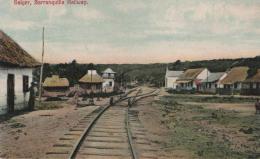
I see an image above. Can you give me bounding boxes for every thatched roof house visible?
[177,68,206,83]
[0,30,39,114]
[0,30,39,67]
[79,70,103,83]
[241,69,260,95]
[244,69,260,83]
[220,67,249,85]
[43,75,69,88]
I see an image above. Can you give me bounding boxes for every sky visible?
[0,0,259,64]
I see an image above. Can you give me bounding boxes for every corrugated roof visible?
[102,68,116,74]
[244,69,260,83]
[177,68,205,81]
[79,70,103,83]
[43,75,69,87]
[166,70,183,77]
[0,30,39,67]
[202,72,225,83]
[220,66,249,84]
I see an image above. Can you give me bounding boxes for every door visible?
[7,74,15,113]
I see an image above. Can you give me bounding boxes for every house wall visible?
[197,69,210,81]
[102,79,115,93]
[0,66,33,115]
[165,77,178,89]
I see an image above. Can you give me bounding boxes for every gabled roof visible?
[244,69,260,83]
[0,30,39,67]
[202,72,225,83]
[177,68,205,81]
[220,66,249,84]
[79,70,103,83]
[166,70,183,78]
[102,68,116,74]
[43,75,69,87]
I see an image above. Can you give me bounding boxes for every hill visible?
[34,56,260,87]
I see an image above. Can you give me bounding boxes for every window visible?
[23,76,29,93]
[109,81,113,86]
[234,83,238,89]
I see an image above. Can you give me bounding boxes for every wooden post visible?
[39,27,45,103]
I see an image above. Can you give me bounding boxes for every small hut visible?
[242,69,260,95]
[42,75,69,97]
[219,66,249,95]
[79,70,103,94]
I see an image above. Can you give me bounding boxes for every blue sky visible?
[0,0,259,63]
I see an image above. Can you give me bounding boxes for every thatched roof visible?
[79,70,103,83]
[0,30,39,67]
[220,67,249,84]
[177,68,205,81]
[244,69,260,83]
[202,72,225,83]
[43,75,69,87]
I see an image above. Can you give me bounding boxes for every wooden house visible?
[218,66,249,95]
[0,30,39,115]
[176,68,210,91]
[79,70,103,94]
[42,75,69,97]
[165,68,183,89]
[241,69,260,95]
[200,72,226,94]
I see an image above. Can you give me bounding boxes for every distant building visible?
[219,66,249,95]
[42,75,69,97]
[102,68,116,93]
[79,70,103,94]
[200,72,226,94]
[0,30,39,115]
[165,68,183,89]
[241,69,260,95]
[176,68,210,91]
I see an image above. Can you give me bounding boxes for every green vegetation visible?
[155,96,260,159]
[167,94,258,103]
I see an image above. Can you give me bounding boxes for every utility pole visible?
[39,27,45,103]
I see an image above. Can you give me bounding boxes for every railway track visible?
[46,88,159,159]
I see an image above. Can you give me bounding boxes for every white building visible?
[0,30,39,115]
[165,68,183,89]
[101,68,116,93]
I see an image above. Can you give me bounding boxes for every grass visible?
[166,94,257,103]
[155,96,260,159]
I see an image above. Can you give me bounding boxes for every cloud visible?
[72,7,107,20]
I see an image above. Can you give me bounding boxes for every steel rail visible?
[68,90,138,159]
[126,102,138,159]
[68,88,157,159]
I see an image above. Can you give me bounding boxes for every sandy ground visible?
[0,98,109,159]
